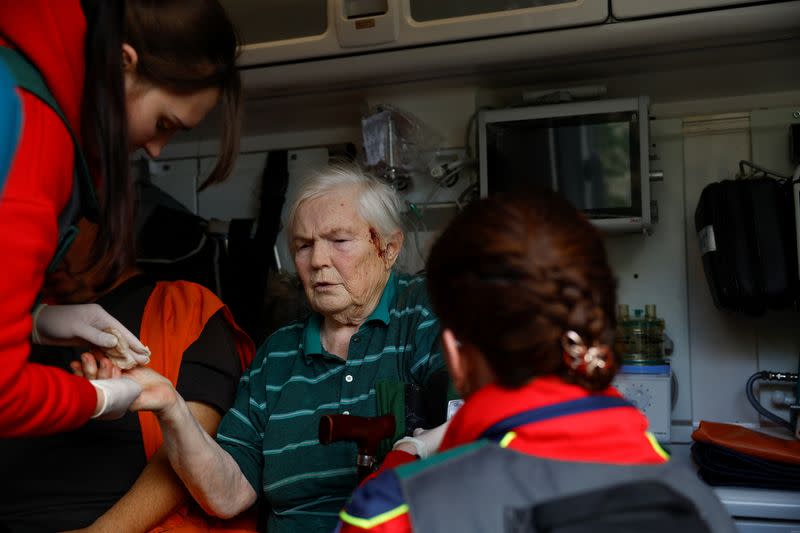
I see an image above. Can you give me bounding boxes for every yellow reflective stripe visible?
[340,504,409,529]
[646,431,670,461]
[499,431,517,448]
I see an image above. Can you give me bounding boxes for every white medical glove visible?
[32,304,150,368]
[90,378,143,420]
[392,419,451,459]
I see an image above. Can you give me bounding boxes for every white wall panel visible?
[146,159,199,214]
[605,118,694,438]
[750,106,800,425]
[197,153,269,221]
[682,114,760,426]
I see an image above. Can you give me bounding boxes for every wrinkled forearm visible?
[158,395,257,518]
[89,403,222,532]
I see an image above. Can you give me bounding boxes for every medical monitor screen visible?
[484,111,642,218]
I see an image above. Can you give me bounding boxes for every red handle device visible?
[319,414,396,481]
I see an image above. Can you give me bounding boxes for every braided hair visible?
[426,188,618,391]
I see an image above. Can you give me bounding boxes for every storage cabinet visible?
[611,0,777,19]
[224,0,327,45]
[222,0,608,66]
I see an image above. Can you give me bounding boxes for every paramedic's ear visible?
[442,329,466,395]
[442,329,495,399]
[121,43,139,73]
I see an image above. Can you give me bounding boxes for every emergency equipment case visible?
[694,177,798,316]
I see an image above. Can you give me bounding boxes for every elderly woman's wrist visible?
[157,390,186,426]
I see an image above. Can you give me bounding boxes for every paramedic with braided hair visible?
[335,188,735,533]
[0,0,242,436]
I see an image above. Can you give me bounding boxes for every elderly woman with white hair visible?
[121,165,448,533]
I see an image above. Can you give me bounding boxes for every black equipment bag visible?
[694,177,797,316]
[135,180,230,299]
[510,480,713,533]
[691,441,800,491]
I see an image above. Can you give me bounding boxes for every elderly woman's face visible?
[292,188,398,320]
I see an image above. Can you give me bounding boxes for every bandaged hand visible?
[392,419,451,459]
[33,303,151,368]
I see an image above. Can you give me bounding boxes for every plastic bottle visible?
[644,304,665,364]
[627,308,646,364]
[615,304,630,358]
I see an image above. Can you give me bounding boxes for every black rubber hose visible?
[746,371,794,431]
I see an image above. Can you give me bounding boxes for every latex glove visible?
[392,419,451,459]
[90,378,142,420]
[33,304,150,368]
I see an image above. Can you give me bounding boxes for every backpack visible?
[0,58,22,199]
[0,46,98,273]
[509,480,713,533]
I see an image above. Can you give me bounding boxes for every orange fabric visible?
[136,280,257,532]
[148,501,259,533]
[692,420,800,465]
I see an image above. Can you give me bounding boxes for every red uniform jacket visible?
[0,0,98,436]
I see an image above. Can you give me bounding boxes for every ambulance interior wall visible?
[144,41,800,444]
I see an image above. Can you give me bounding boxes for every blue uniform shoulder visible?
[340,442,491,528]
[341,469,407,526]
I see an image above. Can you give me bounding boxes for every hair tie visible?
[561,330,610,377]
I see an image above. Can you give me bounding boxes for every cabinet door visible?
[611,0,770,19]
[222,0,338,66]
[402,0,607,45]
[225,0,607,66]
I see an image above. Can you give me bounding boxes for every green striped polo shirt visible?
[216,272,444,533]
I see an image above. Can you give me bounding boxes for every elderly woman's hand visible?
[69,351,142,420]
[123,366,179,416]
[70,351,122,380]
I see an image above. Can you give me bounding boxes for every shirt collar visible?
[439,376,625,451]
[302,313,324,359]
[302,272,397,361]
[369,271,397,326]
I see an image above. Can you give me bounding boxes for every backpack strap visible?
[0,59,22,199]
[0,46,99,273]
[479,396,635,443]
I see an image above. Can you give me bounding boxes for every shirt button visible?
[345,374,354,383]
[343,411,350,415]
[352,337,359,343]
